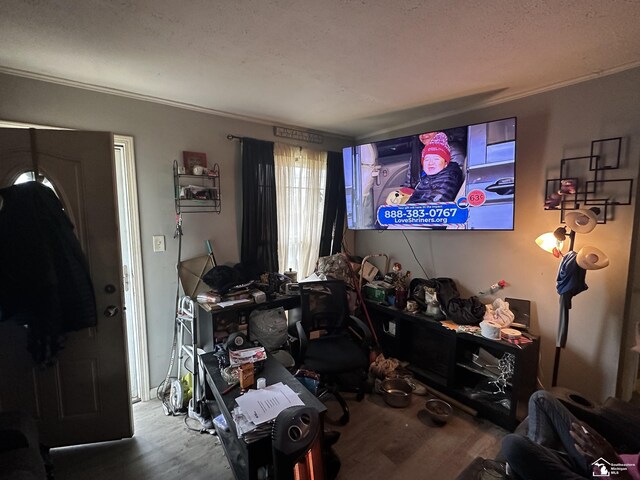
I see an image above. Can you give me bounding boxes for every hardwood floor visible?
[50,393,506,479]
[330,392,506,479]
[50,399,234,480]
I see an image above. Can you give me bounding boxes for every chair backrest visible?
[298,280,349,336]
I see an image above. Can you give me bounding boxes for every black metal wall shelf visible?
[173,159,221,214]
[544,137,632,224]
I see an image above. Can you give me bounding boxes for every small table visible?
[201,353,326,480]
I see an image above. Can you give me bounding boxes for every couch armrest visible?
[599,397,640,453]
[602,397,640,424]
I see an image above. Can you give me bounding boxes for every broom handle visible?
[344,253,380,347]
[205,239,217,266]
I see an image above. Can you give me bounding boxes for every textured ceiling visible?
[2,0,640,138]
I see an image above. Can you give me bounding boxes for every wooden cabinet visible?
[366,301,539,430]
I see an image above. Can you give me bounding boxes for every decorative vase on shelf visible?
[394,288,408,310]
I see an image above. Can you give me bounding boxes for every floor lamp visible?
[535,208,609,387]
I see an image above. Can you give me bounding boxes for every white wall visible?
[355,67,640,401]
[2,67,639,402]
[0,72,349,388]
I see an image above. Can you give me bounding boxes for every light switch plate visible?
[152,235,165,252]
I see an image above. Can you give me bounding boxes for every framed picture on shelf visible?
[183,151,207,175]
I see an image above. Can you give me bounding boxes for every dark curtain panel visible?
[319,151,346,257]
[241,138,279,273]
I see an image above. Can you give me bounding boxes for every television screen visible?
[343,117,516,230]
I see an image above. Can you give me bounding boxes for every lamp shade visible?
[576,246,610,270]
[565,209,598,234]
[536,232,564,256]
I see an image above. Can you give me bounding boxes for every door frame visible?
[114,134,150,401]
[0,120,150,401]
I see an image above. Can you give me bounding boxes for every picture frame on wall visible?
[183,151,207,175]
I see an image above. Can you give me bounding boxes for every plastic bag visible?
[248,307,288,351]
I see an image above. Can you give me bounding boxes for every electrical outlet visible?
[152,235,165,252]
[385,320,396,337]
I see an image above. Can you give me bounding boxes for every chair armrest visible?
[292,320,308,364]
[347,315,373,348]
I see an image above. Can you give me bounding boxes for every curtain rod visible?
[227,133,301,148]
[226,133,336,155]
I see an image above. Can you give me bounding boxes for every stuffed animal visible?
[386,187,414,205]
[424,286,442,317]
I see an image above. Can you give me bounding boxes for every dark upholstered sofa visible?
[455,389,640,480]
[541,387,640,453]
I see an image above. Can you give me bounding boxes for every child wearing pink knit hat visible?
[407,132,464,203]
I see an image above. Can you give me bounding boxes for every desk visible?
[201,353,326,480]
[197,294,300,351]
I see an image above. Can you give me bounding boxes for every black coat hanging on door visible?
[0,181,97,364]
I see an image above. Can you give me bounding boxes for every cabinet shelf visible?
[173,159,221,214]
[365,300,539,430]
[457,387,513,413]
[456,360,500,381]
[177,173,220,179]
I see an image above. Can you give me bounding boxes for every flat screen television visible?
[343,117,516,230]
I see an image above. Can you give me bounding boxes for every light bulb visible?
[536,232,564,256]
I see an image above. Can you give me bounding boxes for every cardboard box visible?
[361,261,379,282]
[239,363,254,389]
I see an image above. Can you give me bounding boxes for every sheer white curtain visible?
[274,143,327,279]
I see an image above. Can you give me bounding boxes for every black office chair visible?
[289,280,373,425]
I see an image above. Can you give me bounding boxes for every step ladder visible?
[175,296,213,428]
[175,296,205,413]
[176,295,198,382]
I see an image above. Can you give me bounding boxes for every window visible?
[14,171,57,195]
[274,144,327,279]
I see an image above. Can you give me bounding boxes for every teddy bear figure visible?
[385,187,414,205]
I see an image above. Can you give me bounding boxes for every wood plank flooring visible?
[50,393,506,479]
[50,399,234,480]
[330,392,506,479]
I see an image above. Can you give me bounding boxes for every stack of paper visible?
[231,382,305,443]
